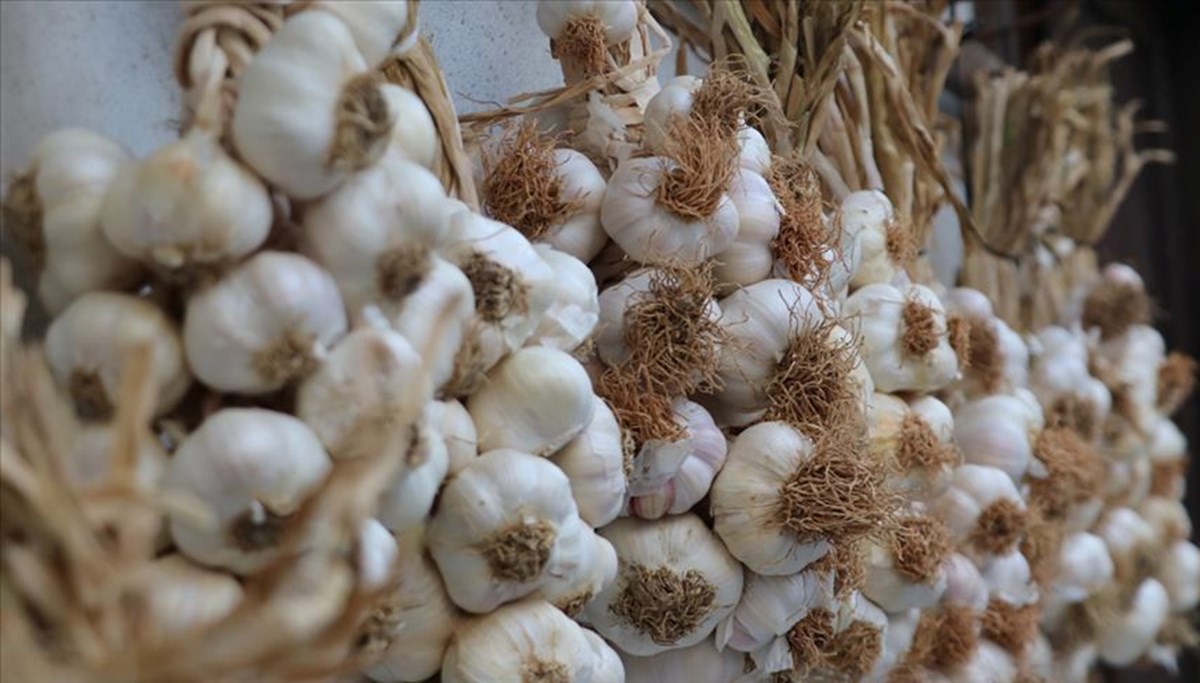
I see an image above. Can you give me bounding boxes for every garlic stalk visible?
[550,396,628,527]
[164,408,332,574]
[586,514,744,656]
[45,291,191,419]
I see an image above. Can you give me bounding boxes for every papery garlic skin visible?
[1097,578,1170,667]
[844,283,959,393]
[138,555,243,644]
[184,251,348,394]
[428,399,478,475]
[626,400,726,520]
[954,395,1042,482]
[101,128,271,272]
[536,0,639,45]
[722,566,836,654]
[441,598,616,683]
[309,0,419,65]
[529,245,599,351]
[303,153,451,317]
[45,292,191,418]
[641,76,702,155]
[296,327,430,459]
[535,517,618,617]
[551,396,628,527]
[165,408,332,575]
[376,414,450,534]
[233,12,387,199]
[539,150,610,262]
[594,267,722,369]
[364,530,458,683]
[600,156,739,266]
[467,346,594,456]
[843,191,900,289]
[587,514,744,656]
[11,129,142,312]
[621,638,747,683]
[713,169,781,287]
[1158,541,1200,612]
[380,255,476,393]
[379,84,438,169]
[427,450,583,613]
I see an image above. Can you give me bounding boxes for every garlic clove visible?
[713,168,781,287]
[528,244,599,352]
[378,84,439,169]
[586,514,744,656]
[356,517,399,591]
[376,414,450,534]
[468,346,595,456]
[550,395,628,527]
[536,0,640,45]
[641,75,703,155]
[738,126,772,176]
[427,399,478,475]
[628,399,727,519]
[427,449,582,613]
[308,0,420,65]
[164,408,333,575]
[534,516,618,619]
[184,251,348,394]
[842,191,902,289]
[45,291,191,419]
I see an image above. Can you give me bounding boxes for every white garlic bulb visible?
[642,76,702,155]
[1096,507,1158,571]
[535,517,619,618]
[1158,540,1200,613]
[309,0,420,65]
[950,639,1017,683]
[942,553,990,611]
[721,565,836,654]
[954,394,1042,482]
[1139,496,1192,546]
[1029,326,1110,435]
[356,518,399,591]
[427,449,583,613]
[441,598,620,683]
[164,408,332,574]
[627,399,726,520]
[64,424,167,492]
[600,155,739,266]
[233,11,390,199]
[621,638,747,683]
[713,421,885,575]
[364,530,458,683]
[529,245,599,351]
[931,464,1027,560]
[1053,532,1114,603]
[550,396,628,527]
[1095,323,1165,432]
[100,128,271,273]
[136,554,243,644]
[1096,578,1170,667]
[380,84,438,170]
[862,515,951,613]
[302,152,451,318]
[582,628,626,683]
[45,291,191,419]
[467,346,594,456]
[427,399,478,475]
[981,550,1039,607]
[296,327,430,459]
[713,168,781,287]
[738,126,772,176]
[184,251,348,394]
[843,191,903,289]
[843,282,959,393]
[868,394,958,501]
[376,413,450,534]
[586,514,743,656]
[536,0,639,45]
[6,128,141,313]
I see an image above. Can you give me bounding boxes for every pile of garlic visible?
[4,2,1196,682]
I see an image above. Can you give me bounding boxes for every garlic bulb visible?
[363,530,459,683]
[136,555,243,644]
[931,464,1027,560]
[441,598,620,683]
[586,514,743,656]
[100,128,271,273]
[941,287,1031,397]
[1096,507,1158,576]
[862,514,951,613]
[535,517,618,617]
[4,128,141,312]
[536,0,639,46]
[1029,326,1110,437]
[302,152,452,318]
[1147,416,1187,499]
[233,11,391,199]
[868,394,958,501]
[356,518,399,590]
[981,550,1039,607]
[1158,540,1200,612]
[738,126,772,176]
[550,396,627,527]
[1096,578,1170,666]
[296,327,430,459]
[642,76,702,155]
[713,421,889,575]
[164,408,332,574]
[184,251,348,394]
[45,292,191,419]
[380,84,438,170]
[950,639,1017,683]
[942,553,990,611]
[843,191,903,289]
[1094,323,1164,432]
[954,394,1042,482]
[528,245,599,351]
[467,346,595,456]
[376,412,450,534]
[600,155,739,266]
[721,565,836,655]
[1139,496,1192,547]
[620,638,747,683]
[308,0,419,65]
[64,424,167,492]
[1053,532,1114,604]
[442,211,557,383]
[427,449,583,613]
[427,399,478,475]
[843,282,960,393]
[713,168,781,287]
[582,628,626,683]
[627,399,726,520]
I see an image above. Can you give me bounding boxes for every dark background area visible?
[968,1,1200,680]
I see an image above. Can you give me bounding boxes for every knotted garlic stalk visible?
[2,129,142,313]
[843,282,960,393]
[586,514,743,655]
